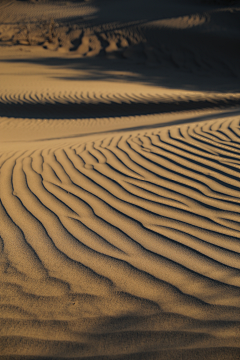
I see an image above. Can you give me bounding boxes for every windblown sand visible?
[1,0,240,359]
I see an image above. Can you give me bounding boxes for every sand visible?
[1,0,240,359]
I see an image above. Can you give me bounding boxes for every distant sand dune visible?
[1,90,240,119]
[1,0,239,75]
[1,116,240,358]
[0,0,96,25]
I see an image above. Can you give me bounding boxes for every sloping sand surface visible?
[2,114,240,359]
[1,0,240,359]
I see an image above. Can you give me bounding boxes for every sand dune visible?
[1,0,240,75]
[1,0,240,359]
[1,115,240,358]
[1,89,240,120]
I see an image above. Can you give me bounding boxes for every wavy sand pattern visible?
[1,116,240,359]
[1,90,240,120]
[1,0,240,359]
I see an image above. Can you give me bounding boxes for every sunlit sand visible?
[1,1,240,359]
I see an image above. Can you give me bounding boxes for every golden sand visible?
[0,1,240,359]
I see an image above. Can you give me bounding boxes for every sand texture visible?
[1,0,240,359]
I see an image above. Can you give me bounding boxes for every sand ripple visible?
[1,90,240,119]
[1,116,240,358]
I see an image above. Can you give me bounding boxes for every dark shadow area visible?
[1,54,240,94]
[1,0,239,119]
[1,0,240,91]
[1,96,240,119]
[1,347,240,360]
[15,0,219,25]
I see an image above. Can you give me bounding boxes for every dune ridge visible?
[1,115,240,358]
[1,90,240,119]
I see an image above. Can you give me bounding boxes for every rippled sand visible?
[1,1,240,359]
